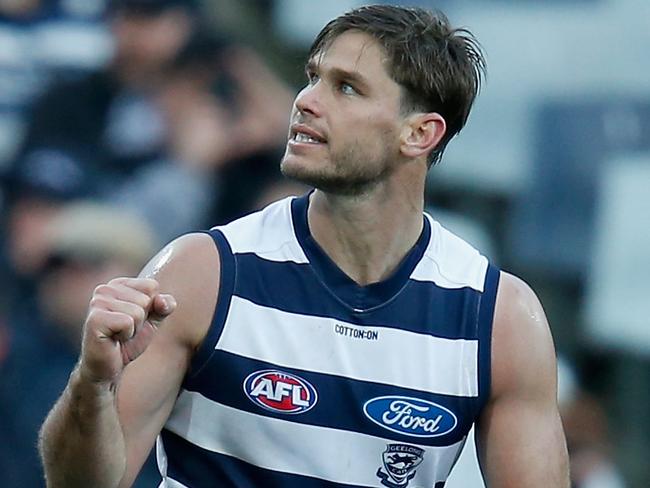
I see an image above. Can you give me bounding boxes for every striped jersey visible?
[157,193,500,488]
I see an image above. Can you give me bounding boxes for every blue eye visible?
[340,82,357,95]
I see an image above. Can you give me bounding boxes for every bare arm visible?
[39,233,220,488]
[476,272,570,488]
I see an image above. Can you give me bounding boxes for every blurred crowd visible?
[0,0,648,487]
[0,0,302,485]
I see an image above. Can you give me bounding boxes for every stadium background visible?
[0,0,648,487]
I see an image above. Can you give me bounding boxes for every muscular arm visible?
[38,233,220,488]
[476,272,570,488]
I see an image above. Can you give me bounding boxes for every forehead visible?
[311,30,393,82]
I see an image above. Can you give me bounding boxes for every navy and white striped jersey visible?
[157,193,500,488]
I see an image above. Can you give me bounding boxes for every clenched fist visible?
[79,277,177,384]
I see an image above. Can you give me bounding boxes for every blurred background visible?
[0,0,648,487]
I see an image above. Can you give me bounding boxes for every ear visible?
[399,112,446,160]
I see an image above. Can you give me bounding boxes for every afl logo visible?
[244,370,318,414]
[364,396,457,438]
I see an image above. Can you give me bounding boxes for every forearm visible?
[39,365,127,488]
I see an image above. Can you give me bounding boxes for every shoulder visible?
[475,280,569,485]
[140,232,221,350]
[494,272,546,326]
[490,271,558,400]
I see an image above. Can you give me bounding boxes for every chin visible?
[281,150,385,196]
[281,164,370,196]
[281,157,315,185]
[281,153,324,181]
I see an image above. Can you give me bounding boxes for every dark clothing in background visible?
[20,69,166,190]
[0,297,160,487]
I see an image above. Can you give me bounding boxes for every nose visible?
[294,82,323,118]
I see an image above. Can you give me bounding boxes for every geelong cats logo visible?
[376,443,424,488]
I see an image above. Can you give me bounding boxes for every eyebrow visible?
[305,60,371,91]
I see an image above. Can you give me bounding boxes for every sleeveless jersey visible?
[156,193,500,488]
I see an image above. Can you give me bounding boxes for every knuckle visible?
[93,283,110,296]
[122,293,147,316]
[133,306,146,325]
[120,314,135,330]
[141,284,158,298]
[84,308,108,329]
[129,289,151,307]
[88,295,106,309]
[141,276,159,289]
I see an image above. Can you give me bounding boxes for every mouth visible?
[289,124,327,145]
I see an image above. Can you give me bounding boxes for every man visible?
[0,0,107,168]
[18,0,198,173]
[6,0,208,247]
[39,5,570,487]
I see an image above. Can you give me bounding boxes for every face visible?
[281,31,406,195]
[111,9,191,76]
[8,198,62,276]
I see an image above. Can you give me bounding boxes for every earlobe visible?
[400,113,446,159]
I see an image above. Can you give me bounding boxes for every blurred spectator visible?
[13,0,198,179]
[563,396,626,488]
[208,41,293,224]
[0,0,209,268]
[152,27,294,225]
[0,147,95,313]
[558,357,626,488]
[0,202,158,487]
[3,148,94,275]
[4,0,293,244]
[0,0,109,170]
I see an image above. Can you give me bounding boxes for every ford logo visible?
[363,396,457,438]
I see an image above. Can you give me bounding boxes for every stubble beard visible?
[281,141,397,196]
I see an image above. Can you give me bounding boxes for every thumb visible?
[149,293,177,322]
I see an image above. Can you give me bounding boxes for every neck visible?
[308,173,425,286]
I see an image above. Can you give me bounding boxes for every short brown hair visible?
[309,5,486,166]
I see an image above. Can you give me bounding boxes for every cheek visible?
[327,102,401,156]
[353,117,400,155]
[359,105,399,137]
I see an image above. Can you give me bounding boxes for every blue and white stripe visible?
[157,194,499,487]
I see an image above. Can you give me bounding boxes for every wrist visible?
[73,363,119,397]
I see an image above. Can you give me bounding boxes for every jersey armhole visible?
[184,228,236,383]
[477,264,500,412]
